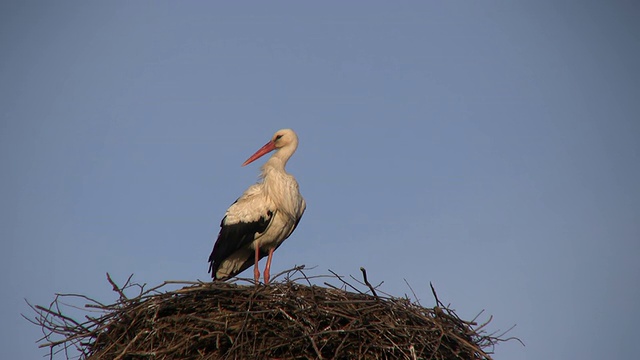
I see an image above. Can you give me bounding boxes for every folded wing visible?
[208,186,275,280]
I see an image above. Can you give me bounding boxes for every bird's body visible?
[208,129,305,283]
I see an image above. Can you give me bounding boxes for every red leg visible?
[253,245,260,284]
[264,248,275,284]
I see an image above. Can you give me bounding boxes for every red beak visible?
[242,140,277,166]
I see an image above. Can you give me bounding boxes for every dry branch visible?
[26,267,517,359]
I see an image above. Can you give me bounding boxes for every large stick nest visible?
[27,267,516,359]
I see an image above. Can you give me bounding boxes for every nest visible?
[27,267,516,359]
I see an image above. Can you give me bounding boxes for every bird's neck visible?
[260,145,296,174]
[259,151,293,198]
[260,156,287,177]
[259,154,300,220]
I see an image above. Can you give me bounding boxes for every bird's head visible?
[242,129,299,166]
[271,129,298,150]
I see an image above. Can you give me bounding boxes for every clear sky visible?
[1,2,639,359]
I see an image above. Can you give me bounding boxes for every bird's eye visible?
[275,134,283,141]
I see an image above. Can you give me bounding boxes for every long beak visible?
[242,140,276,166]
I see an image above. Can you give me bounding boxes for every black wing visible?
[208,209,273,279]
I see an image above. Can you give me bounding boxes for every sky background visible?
[2,2,639,359]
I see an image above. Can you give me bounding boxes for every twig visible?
[430,282,444,308]
[359,267,378,299]
[271,264,306,282]
[106,273,127,301]
[328,269,363,294]
[404,278,421,306]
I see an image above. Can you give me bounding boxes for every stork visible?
[208,129,306,284]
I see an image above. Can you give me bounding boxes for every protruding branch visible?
[359,267,378,299]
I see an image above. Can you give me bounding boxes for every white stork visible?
[208,129,306,284]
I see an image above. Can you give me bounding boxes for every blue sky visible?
[2,2,639,359]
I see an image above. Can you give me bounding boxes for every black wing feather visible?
[208,210,273,278]
[229,208,303,279]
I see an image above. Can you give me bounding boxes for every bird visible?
[208,129,306,284]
